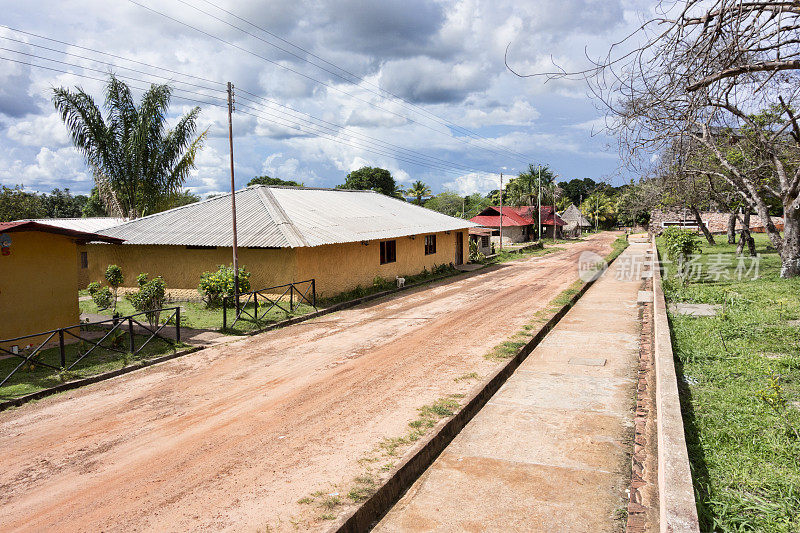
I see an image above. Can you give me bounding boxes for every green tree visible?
[338,167,401,198]
[0,185,45,222]
[506,164,558,207]
[41,188,86,218]
[405,180,432,205]
[558,177,597,206]
[580,192,618,229]
[82,187,109,217]
[424,191,464,217]
[104,264,124,315]
[247,175,302,187]
[53,74,206,219]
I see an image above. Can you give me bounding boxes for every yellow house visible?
[0,221,122,347]
[88,186,477,297]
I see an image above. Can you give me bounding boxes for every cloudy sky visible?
[1,0,651,198]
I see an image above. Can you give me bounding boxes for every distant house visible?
[0,221,122,345]
[468,227,493,256]
[87,186,477,297]
[21,217,126,289]
[469,206,565,243]
[649,209,784,235]
[559,204,592,237]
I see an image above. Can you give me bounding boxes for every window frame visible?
[424,234,437,255]
[80,251,88,269]
[380,240,397,264]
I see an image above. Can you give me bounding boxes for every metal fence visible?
[0,307,181,390]
[223,279,316,330]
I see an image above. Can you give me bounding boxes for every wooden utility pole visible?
[227,81,240,313]
[499,172,504,250]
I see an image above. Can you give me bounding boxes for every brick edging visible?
[330,241,628,533]
[652,236,700,532]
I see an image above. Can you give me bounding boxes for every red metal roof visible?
[0,221,124,243]
[469,206,565,227]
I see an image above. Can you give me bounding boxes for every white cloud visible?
[6,113,71,147]
[444,172,503,195]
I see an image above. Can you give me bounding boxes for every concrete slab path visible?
[376,242,650,532]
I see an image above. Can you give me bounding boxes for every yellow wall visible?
[85,230,468,298]
[0,231,79,347]
[85,244,296,293]
[295,230,467,296]
[77,244,89,290]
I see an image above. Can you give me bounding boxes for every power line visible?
[125,0,532,165]
[192,0,536,164]
[0,34,490,173]
[0,55,494,176]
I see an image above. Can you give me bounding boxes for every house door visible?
[455,231,464,265]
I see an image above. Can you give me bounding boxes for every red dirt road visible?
[0,233,616,532]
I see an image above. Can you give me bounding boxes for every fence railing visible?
[0,307,181,390]
[223,279,316,330]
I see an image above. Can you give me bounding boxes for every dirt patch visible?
[0,234,618,532]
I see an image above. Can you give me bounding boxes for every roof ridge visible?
[257,187,310,247]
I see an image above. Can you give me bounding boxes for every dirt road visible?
[0,233,617,532]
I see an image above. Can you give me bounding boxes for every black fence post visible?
[254,291,258,318]
[128,317,135,354]
[312,279,316,308]
[223,297,227,330]
[175,306,181,344]
[290,284,294,311]
[58,329,65,368]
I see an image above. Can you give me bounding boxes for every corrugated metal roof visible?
[0,220,124,243]
[19,217,127,233]
[99,186,478,248]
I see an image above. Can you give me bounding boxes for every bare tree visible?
[507,1,800,276]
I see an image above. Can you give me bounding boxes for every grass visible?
[0,332,186,399]
[486,243,564,264]
[79,298,316,334]
[657,233,800,532]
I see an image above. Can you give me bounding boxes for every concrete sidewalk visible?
[375,242,650,532]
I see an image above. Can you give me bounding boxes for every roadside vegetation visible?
[0,333,186,399]
[658,234,800,531]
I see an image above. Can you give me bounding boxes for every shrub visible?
[104,264,124,313]
[87,281,101,295]
[372,276,393,290]
[662,227,701,261]
[127,274,166,327]
[469,239,485,263]
[197,264,252,308]
[90,285,113,310]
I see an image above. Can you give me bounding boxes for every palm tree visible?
[405,180,432,205]
[580,193,617,230]
[53,74,206,218]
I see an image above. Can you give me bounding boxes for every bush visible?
[104,264,123,313]
[469,239,485,263]
[662,227,701,261]
[197,264,252,308]
[372,276,393,290]
[127,274,166,327]
[90,285,113,310]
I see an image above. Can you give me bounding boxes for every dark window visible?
[80,251,88,269]
[424,235,436,255]
[491,230,500,236]
[481,236,489,247]
[380,240,396,264]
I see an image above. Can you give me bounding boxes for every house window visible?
[481,236,489,247]
[424,235,436,255]
[380,240,396,264]
[80,251,88,269]
[491,230,500,236]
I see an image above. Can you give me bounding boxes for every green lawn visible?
[658,233,800,532]
[79,298,316,333]
[0,331,186,399]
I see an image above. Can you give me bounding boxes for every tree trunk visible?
[780,204,800,278]
[737,210,751,255]
[727,212,737,244]
[690,204,716,245]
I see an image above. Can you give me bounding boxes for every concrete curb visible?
[331,239,627,533]
[0,346,202,412]
[652,236,700,532]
